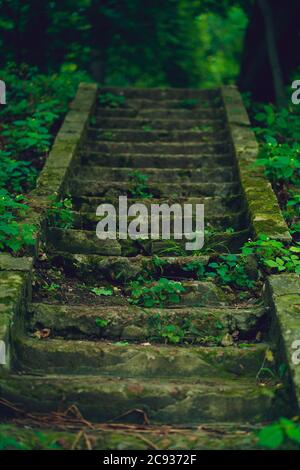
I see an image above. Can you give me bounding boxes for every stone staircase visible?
[4,88,292,448]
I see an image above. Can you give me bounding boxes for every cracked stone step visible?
[91,117,224,131]
[16,337,268,379]
[70,211,247,233]
[80,152,234,168]
[87,128,228,143]
[73,166,237,184]
[28,303,267,342]
[98,87,219,100]
[85,141,231,155]
[47,227,249,256]
[73,195,243,214]
[69,181,240,198]
[0,374,282,424]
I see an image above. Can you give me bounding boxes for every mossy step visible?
[91,117,224,131]
[98,87,219,100]
[15,337,268,378]
[73,195,243,214]
[72,210,247,232]
[80,152,234,168]
[69,180,240,198]
[47,227,249,256]
[85,141,230,155]
[97,98,222,110]
[74,166,237,183]
[28,303,267,342]
[0,422,261,450]
[0,374,281,424]
[96,108,224,119]
[87,128,228,143]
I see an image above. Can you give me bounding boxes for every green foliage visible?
[0,151,37,193]
[183,259,206,278]
[128,171,153,199]
[95,318,110,328]
[255,142,300,184]
[129,277,185,308]
[98,93,125,108]
[258,418,300,450]
[242,234,300,274]
[207,254,255,288]
[46,196,74,229]
[0,190,36,253]
[91,287,114,297]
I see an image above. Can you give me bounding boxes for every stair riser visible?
[91,118,224,130]
[86,142,231,155]
[69,181,240,198]
[73,167,237,184]
[96,109,224,119]
[98,87,219,100]
[80,153,234,168]
[28,304,267,342]
[0,376,279,424]
[87,129,228,142]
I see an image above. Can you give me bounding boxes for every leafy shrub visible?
[0,190,36,252]
[258,418,300,449]
[129,277,185,307]
[46,196,74,229]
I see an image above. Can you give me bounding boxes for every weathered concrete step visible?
[28,303,267,342]
[99,87,219,100]
[0,422,262,450]
[87,128,228,142]
[0,374,281,424]
[16,337,267,379]
[74,166,237,184]
[47,227,249,256]
[80,152,234,168]
[69,180,240,198]
[96,108,224,119]
[73,195,243,214]
[91,117,224,130]
[70,211,246,233]
[85,141,231,155]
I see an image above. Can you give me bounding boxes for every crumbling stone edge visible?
[221,85,291,242]
[222,86,300,414]
[0,83,98,372]
[264,274,300,414]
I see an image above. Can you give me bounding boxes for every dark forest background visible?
[0,0,299,103]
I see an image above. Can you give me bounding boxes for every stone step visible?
[47,227,249,256]
[91,117,224,131]
[73,195,243,214]
[69,180,240,198]
[16,337,268,379]
[73,166,237,184]
[85,141,231,155]
[96,108,224,119]
[0,422,262,450]
[80,152,234,168]
[0,374,281,424]
[97,98,222,111]
[98,87,219,100]
[87,128,228,143]
[71,210,246,233]
[28,302,267,342]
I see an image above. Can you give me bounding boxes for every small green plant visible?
[142,125,153,132]
[128,170,153,199]
[46,196,74,229]
[0,189,36,253]
[183,259,206,278]
[0,150,37,193]
[207,254,255,289]
[95,318,110,328]
[129,277,185,307]
[258,418,300,449]
[101,131,115,140]
[43,282,60,292]
[242,234,300,274]
[91,287,113,296]
[98,92,125,108]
